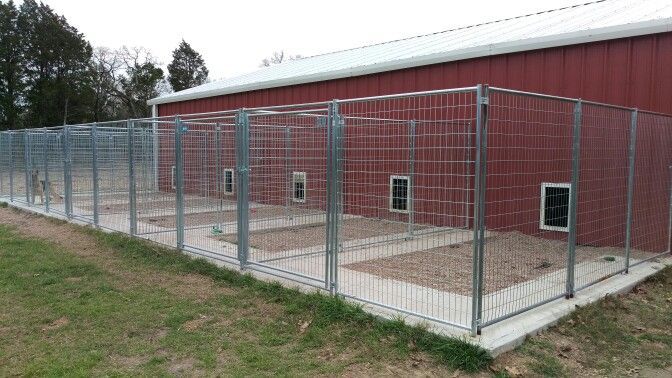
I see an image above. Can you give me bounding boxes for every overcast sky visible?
[35,0,584,80]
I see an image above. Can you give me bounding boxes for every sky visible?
[34,0,584,81]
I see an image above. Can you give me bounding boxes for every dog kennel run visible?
[1,85,670,335]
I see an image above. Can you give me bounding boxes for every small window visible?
[540,183,571,232]
[292,172,306,203]
[389,175,410,213]
[223,169,234,194]
[171,165,176,190]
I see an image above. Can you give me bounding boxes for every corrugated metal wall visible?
[158,32,672,117]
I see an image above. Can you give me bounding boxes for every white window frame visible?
[292,171,306,203]
[171,165,176,190]
[223,168,235,195]
[539,182,571,232]
[389,175,410,214]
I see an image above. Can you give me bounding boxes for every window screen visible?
[224,169,234,194]
[293,172,305,202]
[541,184,570,231]
[390,176,409,212]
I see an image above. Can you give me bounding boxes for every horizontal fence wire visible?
[0,85,670,335]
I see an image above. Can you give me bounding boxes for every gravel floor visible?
[217,217,427,252]
[343,231,659,295]
[141,206,318,228]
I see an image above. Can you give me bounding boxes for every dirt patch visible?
[344,231,659,295]
[41,316,69,331]
[216,217,427,252]
[168,357,200,375]
[181,315,212,332]
[140,205,318,228]
[0,208,227,303]
[109,354,150,369]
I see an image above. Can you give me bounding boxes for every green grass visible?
[498,264,672,377]
[0,216,491,376]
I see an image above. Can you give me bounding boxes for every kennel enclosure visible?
[1,84,671,336]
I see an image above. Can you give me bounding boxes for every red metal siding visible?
[158,33,672,116]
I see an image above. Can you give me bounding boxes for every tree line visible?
[0,0,209,130]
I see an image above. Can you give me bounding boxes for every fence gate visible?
[243,106,331,288]
[175,115,239,262]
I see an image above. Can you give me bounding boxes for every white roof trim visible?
[149,18,672,106]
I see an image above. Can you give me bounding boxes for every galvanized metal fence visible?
[0,85,670,335]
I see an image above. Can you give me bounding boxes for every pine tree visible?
[167,40,208,92]
[0,0,23,129]
[18,0,93,127]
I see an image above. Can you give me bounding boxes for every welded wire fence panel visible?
[96,124,131,232]
[11,130,27,204]
[573,104,630,290]
[45,130,66,215]
[481,90,575,326]
[629,112,672,263]
[336,90,477,329]
[133,121,176,248]
[69,127,94,222]
[245,108,330,287]
[0,132,8,198]
[178,117,239,261]
[27,131,46,207]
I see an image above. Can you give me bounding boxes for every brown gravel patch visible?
[343,231,659,295]
[216,217,427,252]
[140,206,318,228]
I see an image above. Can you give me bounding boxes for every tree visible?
[260,50,303,67]
[0,0,23,130]
[116,47,165,118]
[84,46,165,119]
[167,40,208,92]
[18,0,93,127]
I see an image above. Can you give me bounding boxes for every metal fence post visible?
[175,117,185,249]
[9,132,13,202]
[285,127,291,220]
[235,109,250,268]
[470,85,489,336]
[325,100,344,294]
[334,104,344,294]
[408,120,416,238]
[624,110,638,272]
[128,120,137,235]
[63,127,73,218]
[0,133,4,198]
[668,166,672,256]
[566,100,582,298]
[24,131,31,204]
[92,124,100,227]
[215,123,224,232]
[43,130,50,212]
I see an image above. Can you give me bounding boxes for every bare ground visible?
[216,217,427,252]
[344,231,661,295]
[140,205,318,228]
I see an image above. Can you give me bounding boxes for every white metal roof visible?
[149,0,672,106]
